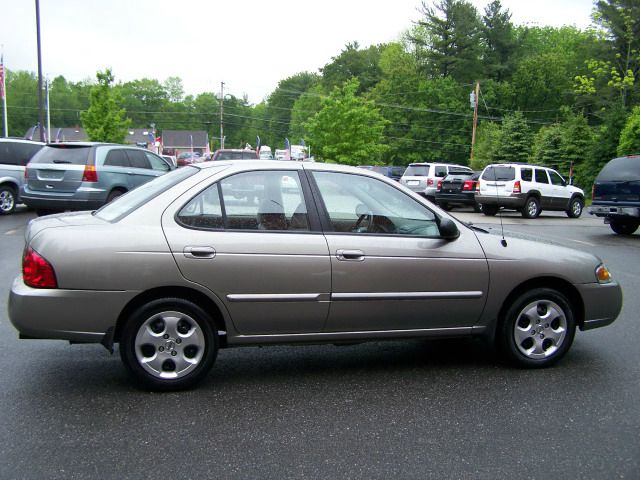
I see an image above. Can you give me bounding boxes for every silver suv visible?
[400,162,472,201]
[22,143,173,215]
[476,163,585,218]
[0,138,45,214]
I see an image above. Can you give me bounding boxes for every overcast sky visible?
[2,0,595,103]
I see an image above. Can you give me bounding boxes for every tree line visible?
[2,0,639,191]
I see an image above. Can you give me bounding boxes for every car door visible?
[125,149,162,189]
[161,169,331,336]
[548,169,571,209]
[534,168,553,209]
[308,169,489,333]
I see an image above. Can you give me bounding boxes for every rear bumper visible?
[435,192,477,205]
[588,204,640,219]
[475,194,525,209]
[8,276,136,342]
[21,186,106,211]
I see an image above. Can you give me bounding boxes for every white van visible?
[259,146,273,159]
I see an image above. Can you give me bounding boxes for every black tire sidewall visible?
[522,197,540,218]
[567,197,583,218]
[499,288,576,368]
[119,298,218,391]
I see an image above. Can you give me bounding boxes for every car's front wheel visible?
[0,185,17,215]
[609,219,639,235]
[566,197,584,218]
[119,298,218,391]
[498,288,576,368]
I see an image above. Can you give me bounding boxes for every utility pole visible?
[46,78,51,142]
[35,0,45,142]
[470,81,479,162]
[219,81,224,149]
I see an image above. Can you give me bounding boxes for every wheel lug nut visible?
[163,334,170,339]
[540,334,545,339]
[176,338,182,344]
[171,351,177,356]
[159,346,164,352]
[545,324,549,328]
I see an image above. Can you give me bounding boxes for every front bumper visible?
[9,276,137,342]
[576,281,623,330]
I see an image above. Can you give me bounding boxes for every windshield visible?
[30,145,92,165]
[597,156,640,182]
[404,165,430,176]
[482,166,515,181]
[95,166,198,222]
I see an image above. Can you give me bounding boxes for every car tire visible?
[119,298,218,391]
[0,185,17,215]
[498,288,576,368]
[482,205,498,216]
[107,189,126,203]
[522,197,540,218]
[566,197,584,218]
[609,220,639,235]
[473,202,482,213]
[438,201,450,211]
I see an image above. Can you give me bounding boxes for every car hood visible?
[25,211,105,244]
[473,228,602,285]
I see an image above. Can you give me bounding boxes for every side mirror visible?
[438,217,460,240]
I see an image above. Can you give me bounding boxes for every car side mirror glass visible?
[438,217,460,240]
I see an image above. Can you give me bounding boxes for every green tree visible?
[305,78,388,165]
[471,121,502,169]
[481,0,517,82]
[81,69,131,143]
[289,85,324,141]
[493,111,532,163]
[320,42,384,94]
[410,0,482,82]
[559,112,594,183]
[617,105,640,154]
[530,123,563,167]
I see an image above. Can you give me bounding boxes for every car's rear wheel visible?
[566,197,584,218]
[107,189,126,203]
[473,202,482,213]
[119,298,218,391]
[522,196,540,218]
[0,185,17,215]
[609,219,639,235]
[499,288,576,368]
[482,205,498,216]
[438,201,450,211]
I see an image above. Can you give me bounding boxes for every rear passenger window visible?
[145,152,170,171]
[177,184,224,229]
[127,150,152,169]
[435,166,447,177]
[521,168,532,182]
[534,169,549,183]
[104,150,130,167]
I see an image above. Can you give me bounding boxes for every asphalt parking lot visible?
[1,206,638,479]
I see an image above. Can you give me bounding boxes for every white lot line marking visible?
[4,229,18,235]
[568,238,596,247]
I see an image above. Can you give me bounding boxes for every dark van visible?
[588,155,640,234]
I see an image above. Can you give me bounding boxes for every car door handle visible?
[336,249,365,261]
[183,246,216,259]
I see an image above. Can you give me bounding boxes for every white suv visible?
[475,163,585,218]
[400,162,472,201]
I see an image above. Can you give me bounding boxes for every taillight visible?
[462,180,474,191]
[23,247,57,288]
[82,165,98,182]
[513,181,521,194]
[427,178,434,187]
[475,182,480,192]
[436,180,443,191]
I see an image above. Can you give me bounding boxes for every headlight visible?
[595,264,612,284]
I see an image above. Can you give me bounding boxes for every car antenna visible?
[490,168,507,247]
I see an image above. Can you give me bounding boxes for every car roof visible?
[0,138,45,145]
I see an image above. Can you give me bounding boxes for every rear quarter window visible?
[404,165,430,176]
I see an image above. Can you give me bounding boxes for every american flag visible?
[0,53,5,100]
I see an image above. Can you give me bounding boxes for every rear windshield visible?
[30,145,92,165]
[597,156,640,182]
[95,166,199,222]
[391,166,406,177]
[482,166,515,181]
[404,165,430,176]
[216,151,258,160]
